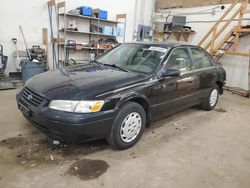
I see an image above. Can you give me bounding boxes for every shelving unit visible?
[59,29,116,38]
[57,7,126,62]
[116,14,127,43]
[59,13,120,24]
[76,46,112,51]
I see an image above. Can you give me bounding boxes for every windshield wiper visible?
[103,64,130,73]
[90,60,103,66]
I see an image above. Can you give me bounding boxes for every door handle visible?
[177,77,194,83]
[184,78,194,83]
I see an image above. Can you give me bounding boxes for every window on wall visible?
[165,48,191,73]
[190,48,213,69]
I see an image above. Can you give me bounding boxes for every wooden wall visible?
[155,0,235,9]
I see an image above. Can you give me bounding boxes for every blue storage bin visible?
[99,10,108,19]
[80,6,92,16]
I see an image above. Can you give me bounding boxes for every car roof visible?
[125,41,198,49]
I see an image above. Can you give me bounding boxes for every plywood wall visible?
[156,0,235,9]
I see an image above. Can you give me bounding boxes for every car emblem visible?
[27,95,33,100]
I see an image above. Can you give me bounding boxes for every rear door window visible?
[190,48,213,69]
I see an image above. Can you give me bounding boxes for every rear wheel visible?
[108,102,146,150]
[200,85,219,111]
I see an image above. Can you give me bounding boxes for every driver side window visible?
[165,48,191,73]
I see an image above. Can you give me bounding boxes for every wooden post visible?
[249,50,250,71]
[42,28,49,70]
[183,32,189,42]
[47,0,55,7]
[116,14,127,43]
[210,26,217,55]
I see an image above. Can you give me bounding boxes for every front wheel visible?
[200,85,219,111]
[108,102,146,150]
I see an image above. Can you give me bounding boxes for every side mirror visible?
[161,69,181,78]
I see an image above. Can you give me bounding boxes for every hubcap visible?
[209,89,218,107]
[120,112,142,143]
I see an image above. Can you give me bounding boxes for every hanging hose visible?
[65,40,76,65]
[47,1,59,69]
[54,4,60,68]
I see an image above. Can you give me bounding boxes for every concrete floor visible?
[0,89,250,188]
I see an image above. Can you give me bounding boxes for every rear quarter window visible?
[191,48,213,69]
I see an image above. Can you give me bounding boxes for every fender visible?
[114,92,151,126]
[115,92,148,109]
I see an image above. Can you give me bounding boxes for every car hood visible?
[25,64,149,100]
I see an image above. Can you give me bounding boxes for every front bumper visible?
[17,93,115,143]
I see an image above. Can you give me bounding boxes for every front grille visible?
[21,87,45,107]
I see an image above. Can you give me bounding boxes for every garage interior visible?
[0,0,250,188]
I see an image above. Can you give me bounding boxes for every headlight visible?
[48,100,104,113]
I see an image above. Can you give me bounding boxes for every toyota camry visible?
[17,42,226,150]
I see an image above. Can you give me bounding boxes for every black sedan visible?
[17,42,226,150]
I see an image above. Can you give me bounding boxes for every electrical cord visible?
[155,18,250,24]
[186,18,250,23]
[155,5,226,15]
[153,5,247,24]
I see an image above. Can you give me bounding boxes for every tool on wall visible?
[0,44,8,77]
[11,38,21,71]
[0,44,16,90]
[64,40,76,65]
[30,45,46,62]
[42,28,49,70]
[19,25,32,61]
[57,1,66,67]
[48,0,57,69]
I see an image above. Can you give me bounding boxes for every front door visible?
[152,47,200,118]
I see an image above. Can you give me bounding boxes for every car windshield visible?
[96,44,168,74]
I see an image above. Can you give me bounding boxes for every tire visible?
[108,102,146,150]
[200,85,219,111]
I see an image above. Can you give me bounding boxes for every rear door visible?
[189,47,218,102]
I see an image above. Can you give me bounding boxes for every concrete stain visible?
[214,108,227,113]
[0,136,108,167]
[0,137,28,149]
[68,159,109,180]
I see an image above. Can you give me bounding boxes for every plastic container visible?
[103,26,113,35]
[99,10,108,19]
[20,60,45,82]
[113,28,124,36]
[80,6,92,16]
[93,9,108,19]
